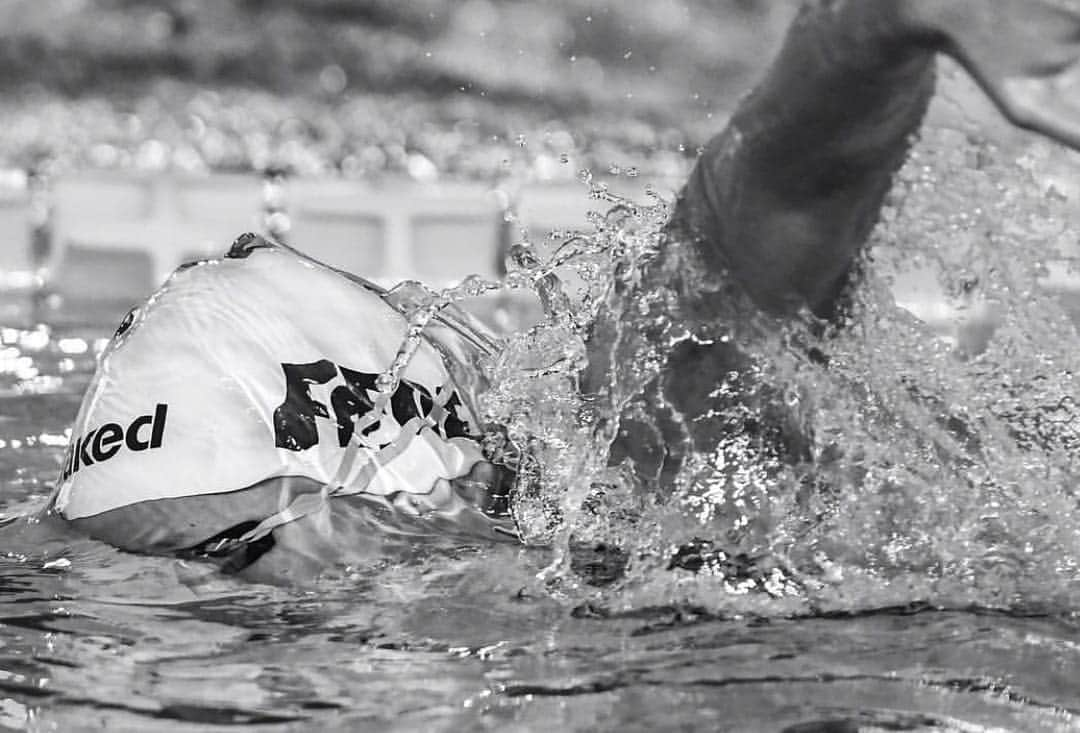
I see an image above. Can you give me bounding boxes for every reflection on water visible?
[0,532,1079,730]
[0,76,1079,730]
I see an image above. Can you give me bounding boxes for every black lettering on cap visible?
[69,437,81,476]
[78,430,96,468]
[61,443,74,481]
[125,414,153,451]
[91,423,124,462]
[150,403,168,449]
[60,403,170,481]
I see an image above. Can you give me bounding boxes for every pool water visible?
[1,75,1080,731]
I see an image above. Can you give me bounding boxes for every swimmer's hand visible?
[904,0,1080,150]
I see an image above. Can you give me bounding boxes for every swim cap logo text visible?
[273,360,470,452]
[61,404,168,480]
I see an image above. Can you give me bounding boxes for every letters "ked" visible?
[62,404,168,480]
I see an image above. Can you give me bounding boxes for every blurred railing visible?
[0,165,1076,354]
[0,167,670,306]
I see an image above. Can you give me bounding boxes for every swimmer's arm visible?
[674,1,935,317]
[676,0,1080,318]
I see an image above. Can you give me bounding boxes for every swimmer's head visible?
[50,234,517,554]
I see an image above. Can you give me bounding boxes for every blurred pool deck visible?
[0,168,1077,349]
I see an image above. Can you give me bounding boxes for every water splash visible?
[791,116,1080,612]
[380,80,1080,615]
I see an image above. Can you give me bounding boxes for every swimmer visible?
[44,0,1080,581]
[48,235,519,584]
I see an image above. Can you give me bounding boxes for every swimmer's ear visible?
[907,0,1080,150]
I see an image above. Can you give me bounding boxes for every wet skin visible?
[586,0,1080,496]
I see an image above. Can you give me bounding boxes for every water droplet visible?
[318,64,347,95]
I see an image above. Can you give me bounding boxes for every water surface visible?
[1,73,1080,731]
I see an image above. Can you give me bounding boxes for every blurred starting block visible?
[50,172,261,305]
[0,179,33,284]
[286,179,505,286]
[0,166,1076,354]
[3,169,678,314]
[41,174,520,304]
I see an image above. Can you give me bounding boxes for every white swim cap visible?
[49,235,508,556]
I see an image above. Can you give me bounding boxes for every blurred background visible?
[0,0,796,173]
[0,0,799,318]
